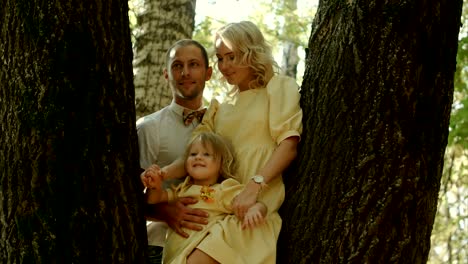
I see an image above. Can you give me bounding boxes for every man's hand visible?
[151,197,209,238]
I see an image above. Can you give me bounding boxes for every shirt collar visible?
[169,101,205,117]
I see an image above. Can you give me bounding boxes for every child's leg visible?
[186,249,219,264]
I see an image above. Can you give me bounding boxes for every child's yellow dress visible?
[163,177,244,264]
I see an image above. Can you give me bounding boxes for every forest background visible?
[128,0,467,263]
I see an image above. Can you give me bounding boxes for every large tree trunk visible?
[279,1,462,263]
[133,0,196,119]
[0,1,147,263]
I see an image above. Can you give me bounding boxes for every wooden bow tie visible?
[183,108,206,126]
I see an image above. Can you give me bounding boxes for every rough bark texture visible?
[133,0,196,119]
[0,0,147,263]
[278,1,462,263]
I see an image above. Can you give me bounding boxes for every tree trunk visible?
[133,0,196,119]
[280,0,300,78]
[0,1,147,263]
[281,41,300,78]
[279,1,463,263]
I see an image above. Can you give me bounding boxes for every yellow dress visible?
[163,177,244,264]
[191,75,303,264]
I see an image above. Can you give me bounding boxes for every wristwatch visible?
[251,175,264,184]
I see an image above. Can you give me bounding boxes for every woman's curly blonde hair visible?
[215,21,279,93]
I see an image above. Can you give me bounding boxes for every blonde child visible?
[142,132,266,264]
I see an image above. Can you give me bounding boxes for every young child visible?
[141,132,267,264]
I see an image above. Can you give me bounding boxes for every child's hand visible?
[141,164,163,189]
[241,203,266,229]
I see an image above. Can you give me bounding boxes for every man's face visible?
[164,45,212,103]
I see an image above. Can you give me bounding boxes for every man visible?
[137,39,212,264]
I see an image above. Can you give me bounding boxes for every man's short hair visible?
[165,39,209,69]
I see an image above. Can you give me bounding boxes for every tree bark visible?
[279,0,463,263]
[0,0,147,263]
[133,0,196,119]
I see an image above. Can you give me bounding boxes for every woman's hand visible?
[232,180,262,219]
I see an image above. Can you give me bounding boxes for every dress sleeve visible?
[191,99,219,141]
[267,75,303,145]
[217,178,244,212]
[166,188,175,203]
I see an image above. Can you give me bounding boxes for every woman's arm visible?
[161,157,187,179]
[232,136,299,218]
[140,157,187,183]
[257,136,299,184]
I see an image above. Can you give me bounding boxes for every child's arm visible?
[241,202,267,229]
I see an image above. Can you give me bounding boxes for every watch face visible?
[253,175,264,183]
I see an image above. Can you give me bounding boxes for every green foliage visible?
[254,0,315,47]
[449,98,468,147]
[193,17,214,49]
[449,34,468,148]
[128,0,144,49]
[448,1,468,148]
[193,17,231,105]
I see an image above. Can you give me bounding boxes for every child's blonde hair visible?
[184,132,237,182]
[215,21,278,93]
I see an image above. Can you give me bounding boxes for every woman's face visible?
[215,38,254,91]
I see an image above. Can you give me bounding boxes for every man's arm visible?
[145,197,209,238]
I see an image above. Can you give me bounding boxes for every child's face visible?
[186,140,221,186]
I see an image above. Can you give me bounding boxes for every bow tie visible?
[183,108,206,126]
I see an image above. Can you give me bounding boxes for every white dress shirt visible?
[137,101,204,247]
